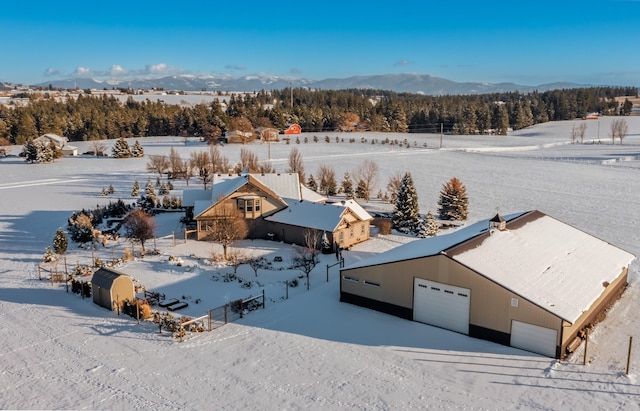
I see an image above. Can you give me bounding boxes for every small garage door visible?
[511,320,557,357]
[413,278,470,335]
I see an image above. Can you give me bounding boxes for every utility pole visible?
[440,123,443,149]
[290,81,293,109]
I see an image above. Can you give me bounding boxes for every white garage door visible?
[511,320,557,357]
[413,278,470,335]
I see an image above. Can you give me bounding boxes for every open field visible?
[1,116,639,409]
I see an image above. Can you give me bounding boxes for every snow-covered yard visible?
[1,117,639,409]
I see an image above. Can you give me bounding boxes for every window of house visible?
[360,224,365,235]
[237,199,245,211]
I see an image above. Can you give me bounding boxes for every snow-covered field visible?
[1,117,639,409]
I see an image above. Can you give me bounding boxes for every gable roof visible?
[35,133,67,148]
[265,200,371,232]
[344,210,635,324]
[92,267,130,288]
[448,211,635,323]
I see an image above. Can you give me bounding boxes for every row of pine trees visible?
[1,86,635,145]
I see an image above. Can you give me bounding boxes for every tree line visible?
[0,86,636,145]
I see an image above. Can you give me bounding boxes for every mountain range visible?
[18,73,590,95]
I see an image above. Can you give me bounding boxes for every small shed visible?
[91,268,135,311]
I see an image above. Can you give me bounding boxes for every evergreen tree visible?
[112,137,131,158]
[417,211,439,238]
[355,179,368,200]
[131,139,144,157]
[138,180,158,211]
[437,177,469,221]
[131,179,140,197]
[107,184,115,195]
[306,175,318,192]
[22,138,55,163]
[52,228,68,254]
[341,171,354,199]
[393,172,420,234]
[159,182,169,195]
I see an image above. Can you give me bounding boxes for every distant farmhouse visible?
[224,130,254,144]
[183,172,372,249]
[340,210,635,358]
[34,133,78,156]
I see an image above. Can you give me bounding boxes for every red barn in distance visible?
[283,123,301,134]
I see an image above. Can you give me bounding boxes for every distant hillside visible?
[31,73,591,95]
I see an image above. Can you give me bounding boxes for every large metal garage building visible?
[340,210,635,358]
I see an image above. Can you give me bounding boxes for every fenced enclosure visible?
[174,291,266,342]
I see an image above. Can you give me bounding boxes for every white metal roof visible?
[452,213,635,323]
[265,200,346,232]
[344,211,635,323]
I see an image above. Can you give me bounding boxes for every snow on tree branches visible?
[437,177,469,221]
[393,172,420,234]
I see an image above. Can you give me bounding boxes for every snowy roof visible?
[266,200,353,232]
[35,133,68,148]
[301,185,327,203]
[330,199,373,221]
[343,214,519,270]
[193,200,212,218]
[250,173,301,201]
[210,174,252,204]
[450,211,636,323]
[182,189,211,207]
[345,210,635,324]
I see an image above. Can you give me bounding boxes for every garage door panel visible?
[511,320,557,357]
[413,278,470,335]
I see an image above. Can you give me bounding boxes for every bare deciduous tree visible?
[286,147,305,183]
[226,248,247,275]
[257,161,275,174]
[123,209,156,254]
[247,254,267,277]
[570,122,588,144]
[209,145,230,174]
[168,147,184,179]
[203,206,249,260]
[190,151,212,189]
[610,118,629,144]
[386,172,403,204]
[577,122,588,143]
[292,229,321,290]
[238,147,259,173]
[146,155,169,178]
[89,138,107,157]
[355,159,379,202]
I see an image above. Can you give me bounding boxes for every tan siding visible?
[561,267,628,347]
[341,254,563,343]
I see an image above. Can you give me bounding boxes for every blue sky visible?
[2,0,639,86]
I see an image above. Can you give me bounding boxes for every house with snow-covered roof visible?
[340,210,635,358]
[183,172,373,249]
[34,133,78,156]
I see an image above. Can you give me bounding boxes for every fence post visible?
[262,289,265,309]
[285,280,289,300]
[184,229,187,244]
[326,264,329,282]
[38,264,41,280]
[172,231,176,247]
[583,329,589,365]
[224,305,228,324]
[626,336,633,375]
[208,310,212,332]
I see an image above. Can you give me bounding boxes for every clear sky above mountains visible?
[2,0,638,87]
